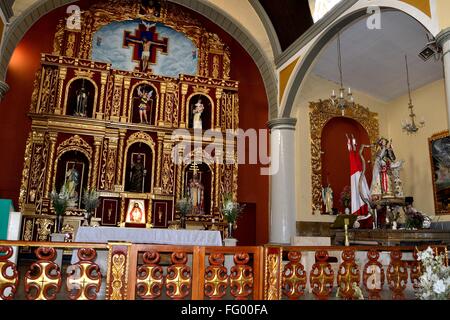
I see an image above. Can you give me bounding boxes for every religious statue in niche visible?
[370,138,404,200]
[126,200,146,224]
[186,163,205,214]
[134,85,154,124]
[64,161,84,208]
[321,184,333,214]
[189,95,211,130]
[123,22,169,73]
[75,80,90,117]
[129,153,147,193]
[140,0,162,17]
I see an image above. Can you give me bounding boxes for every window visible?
[309,0,342,22]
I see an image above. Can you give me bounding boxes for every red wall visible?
[321,117,372,213]
[0,1,269,244]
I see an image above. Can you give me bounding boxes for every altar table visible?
[71,227,223,274]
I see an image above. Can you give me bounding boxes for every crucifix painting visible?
[123,21,169,73]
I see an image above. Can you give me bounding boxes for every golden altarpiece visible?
[18,1,239,242]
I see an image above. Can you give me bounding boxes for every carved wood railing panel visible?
[0,241,447,300]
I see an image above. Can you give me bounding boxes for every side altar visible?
[18,1,239,243]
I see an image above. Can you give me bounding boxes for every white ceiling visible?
[312,11,444,102]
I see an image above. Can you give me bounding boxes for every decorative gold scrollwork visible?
[387,250,408,300]
[137,251,164,300]
[66,248,102,300]
[310,250,334,300]
[24,247,62,300]
[0,246,19,300]
[205,253,228,300]
[110,253,126,300]
[282,251,307,300]
[230,253,253,300]
[336,250,361,299]
[166,252,191,300]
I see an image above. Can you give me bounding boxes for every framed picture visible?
[153,201,168,228]
[429,131,450,215]
[125,199,146,224]
[101,199,119,226]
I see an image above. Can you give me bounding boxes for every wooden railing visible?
[0,241,447,300]
[263,245,448,300]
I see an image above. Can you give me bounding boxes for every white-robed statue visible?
[322,184,333,214]
[192,98,205,130]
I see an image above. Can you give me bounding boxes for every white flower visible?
[433,280,446,294]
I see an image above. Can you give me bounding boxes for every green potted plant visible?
[221,193,245,238]
[176,196,193,229]
[50,185,69,233]
[82,188,100,226]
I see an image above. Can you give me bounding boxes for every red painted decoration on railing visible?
[387,250,408,300]
[363,250,385,300]
[337,249,360,300]
[0,246,19,300]
[66,248,102,300]
[230,253,253,300]
[24,247,62,300]
[282,251,307,300]
[137,251,164,299]
[310,250,334,300]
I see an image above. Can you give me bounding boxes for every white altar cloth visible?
[71,227,222,274]
[74,226,223,246]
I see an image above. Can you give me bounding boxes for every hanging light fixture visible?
[330,32,354,115]
[402,55,425,134]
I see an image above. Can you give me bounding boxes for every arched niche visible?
[187,94,213,130]
[183,162,213,215]
[63,77,97,118]
[122,132,156,193]
[52,135,93,209]
[54,151,90,209]
[129,82,159,125]
[310,99,379,214]
[321,116,373,214]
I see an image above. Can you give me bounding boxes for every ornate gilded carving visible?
[106,244,130,300]
[205,253,228,300]
[30,70,42,113]
[23,220,33,241]
[265,250,282,301]
[56,135,93,158]
[212,55,220,79]
[161,143,174,194]
[282,251,307,300]
[66,248,102,300]
[310,250,334,300]
[309,100,379,213]
[166,252,191,300]
[137,251,164,299]
[223,48,231,80]
[387,250,408,300]
[91,137,102,190]
[116,131,126,186]
[105,146,117,191]
[100,139,109,190]
[36,218,54,241]
[19,133,33,211]
[336,250,360,300]
[25,247,62,300]
[44,133,58,195]
[37,67,59,114]
[363,250,385,300]
[230,253,253,300]
[65,32,77,57]
[0,246,19,300]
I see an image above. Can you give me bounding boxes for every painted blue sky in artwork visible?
[92,20,198,77]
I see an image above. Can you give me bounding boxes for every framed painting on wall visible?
[429,131,450,215]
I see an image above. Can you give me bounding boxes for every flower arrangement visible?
[405,211,425,229]
[50,185,69,216]
[339,186,351,209]
[221,193,245,224]
[416,247,450,300]
[176,197,193,216]
[82,188,100,224]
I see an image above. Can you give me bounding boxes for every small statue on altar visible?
[188,173,205,214]
[192,98,205,130]
[321,184,333,214]
[129,155,146,193]
[75,81,89,117]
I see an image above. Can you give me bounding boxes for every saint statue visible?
[137,86,153,124]
[65,164,80,208]
[370,138,403,199]
[188,173,205,214]
[192,98,205,130]
[75,81,89,116]
[129,202,144,223]
[322,184,333,214]
[129,155,146,193]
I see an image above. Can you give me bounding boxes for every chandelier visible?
[402,55,425,134]
[331,32,354,115]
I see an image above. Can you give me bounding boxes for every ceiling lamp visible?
[402,55,425,134]
[330,32,354,115]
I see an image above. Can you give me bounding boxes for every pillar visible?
[267,118,297,244]
[437,28,450,130]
